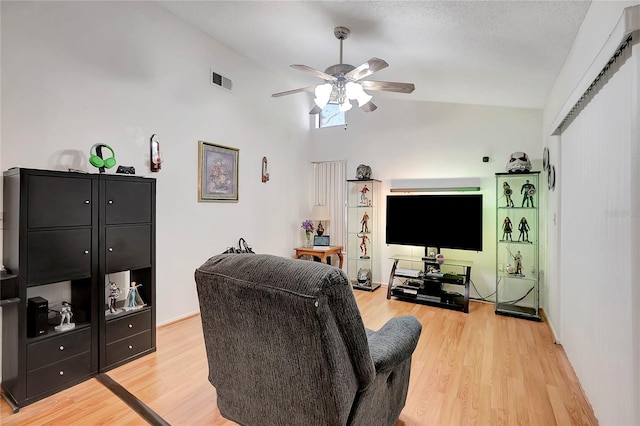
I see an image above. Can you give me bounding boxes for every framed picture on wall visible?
[198,141,239,202]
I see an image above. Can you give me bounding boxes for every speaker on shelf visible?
[27,296,48,337]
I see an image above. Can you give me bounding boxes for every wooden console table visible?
[294,245,344,269]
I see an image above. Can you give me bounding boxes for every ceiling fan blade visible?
[360,101,377,113]
[290,64,336,81]
[271,86,316,98]
[309,105,322,115]
[345,58,389,81]
[360,80,415,94]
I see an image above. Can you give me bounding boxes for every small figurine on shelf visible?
[55,301,75,332]
[518,217,531,242]
[502,216,513,241]
[521,180,536,207]
[360,211,370,233]
[503,182,514,207]
[357,233,370,259]
[426,266,443,277]
[359,185,370,206]
[514,250,524,276]
[124,281,145,311]
[108,281,121,314]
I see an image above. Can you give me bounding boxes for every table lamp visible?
[310,205,330,236]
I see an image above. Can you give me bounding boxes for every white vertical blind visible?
[313,161,347,251]
[557,37,638,425]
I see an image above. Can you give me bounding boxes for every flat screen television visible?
[385,194,483,252]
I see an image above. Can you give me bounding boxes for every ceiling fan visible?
[272,26,415,114]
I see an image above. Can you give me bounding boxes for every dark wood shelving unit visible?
[1,168,156,412]
[387,255,472,313]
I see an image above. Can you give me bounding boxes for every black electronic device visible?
[313,235,330,246]
[27,296,49,337]
[116,165,135,174]
[385,194,483,252]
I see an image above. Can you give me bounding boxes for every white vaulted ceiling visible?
[156,0,592,109]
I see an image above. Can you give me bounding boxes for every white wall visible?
[309,99,542,299]
[542,1,640,424]
[0,0,311,335]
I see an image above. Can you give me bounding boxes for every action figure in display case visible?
[513,250,523,276]
[501,216,513,241]
[360,211,370,233]
[521,180,536,207]
[518,217,530,242]
[357,233,370,259]
[503,181,514,207]
[359,185,370,206]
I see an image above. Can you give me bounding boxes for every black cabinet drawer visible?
[105,225,151,273]
[105,180,152,225]
[26,351,91,398]
[105,330,152,367]
[27,229,92,285]
[27,175,93,228]
[106,310,151,344]
[27,328,91,370]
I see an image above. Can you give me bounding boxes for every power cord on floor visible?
[503,286,534,304]
[468,278,496,301]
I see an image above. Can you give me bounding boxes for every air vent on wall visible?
[210,69,233,91]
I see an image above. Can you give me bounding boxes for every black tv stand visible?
[387,254,472,313]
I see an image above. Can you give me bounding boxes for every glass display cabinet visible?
[347,179,381,291]
[495,171,541,321]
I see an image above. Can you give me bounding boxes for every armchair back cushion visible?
[195,254,375,425]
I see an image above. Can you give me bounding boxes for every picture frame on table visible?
[426,247,439,259]
[198,141,239,202]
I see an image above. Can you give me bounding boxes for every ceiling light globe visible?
[314,83,333,108]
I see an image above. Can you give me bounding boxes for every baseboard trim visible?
[156,310,200,328]
[96,373,170,426]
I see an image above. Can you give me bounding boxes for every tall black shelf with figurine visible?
[1,168,156,412]
[347,178,381,291]
[495,171,541,321]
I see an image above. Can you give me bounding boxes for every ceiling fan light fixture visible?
[339,99,353,112]
[357,93,373,107]
[346,81,373,107]
[314,83,332,108]
[271,27,415,115]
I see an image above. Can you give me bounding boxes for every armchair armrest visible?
[366,315,422,373]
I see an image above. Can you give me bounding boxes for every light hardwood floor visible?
[0,289,598,425]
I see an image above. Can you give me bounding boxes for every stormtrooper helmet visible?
[357,268,372,286]
[355,164,372,180]
[506,152,532,173]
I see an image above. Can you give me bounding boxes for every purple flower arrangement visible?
[301,220,315,232]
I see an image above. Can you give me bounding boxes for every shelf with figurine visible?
[347,178,381,291]
[105,279,148,319]
[495,159,540,321]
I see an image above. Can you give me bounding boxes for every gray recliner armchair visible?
[195,254,422,426]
